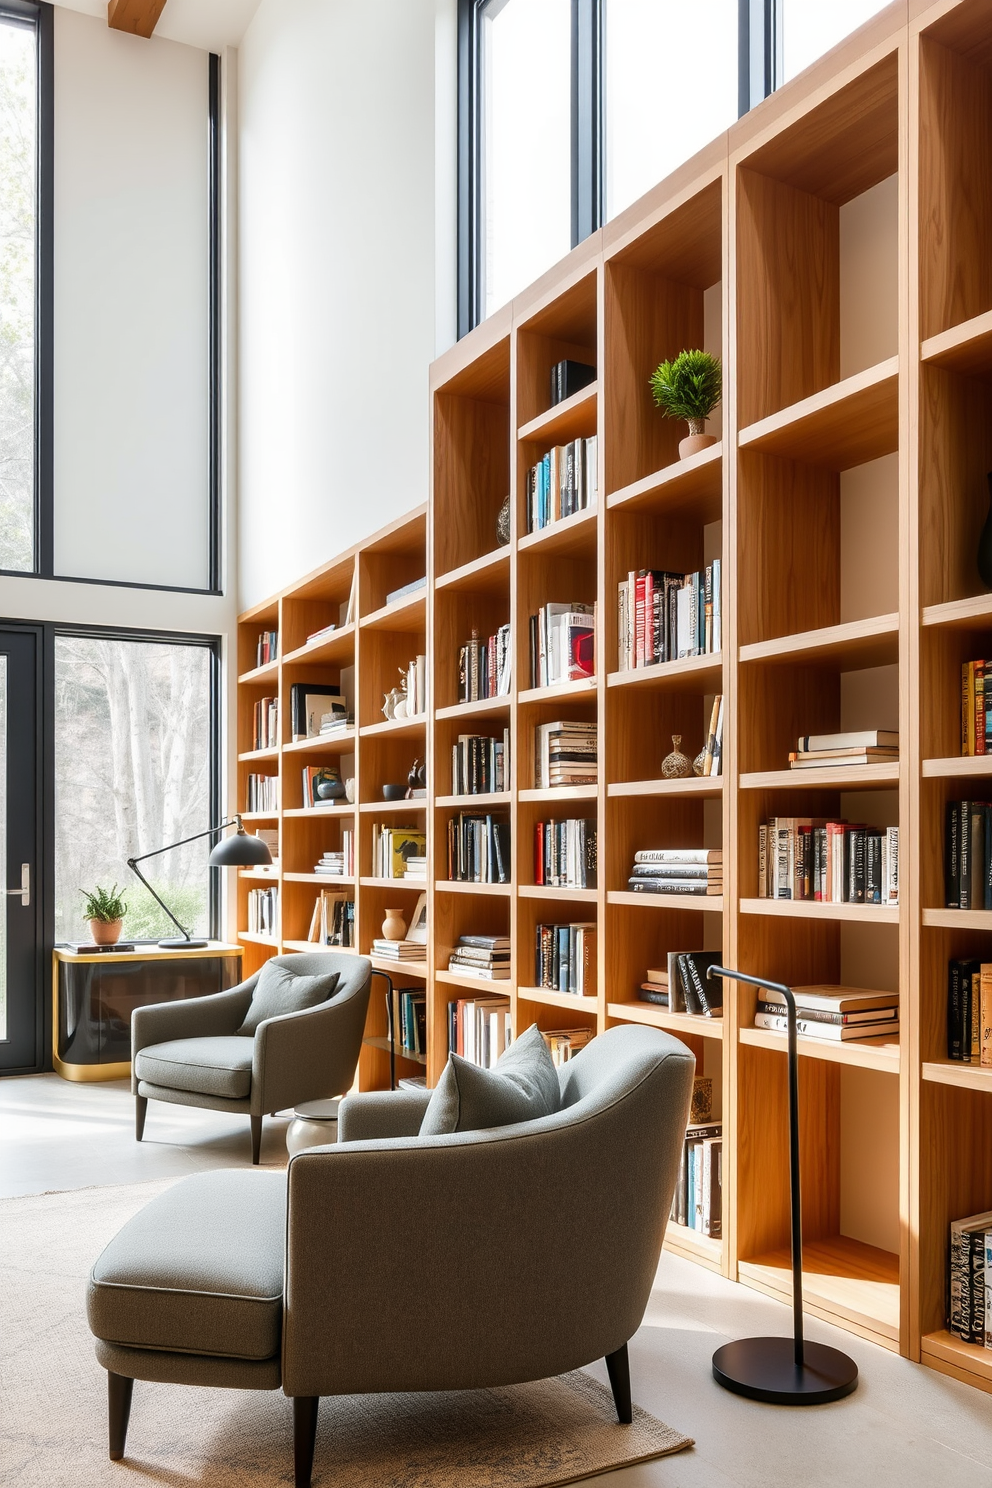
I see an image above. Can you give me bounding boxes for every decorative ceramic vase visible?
[382,908,407,942]
[661,735,693,779]
[678,418,718,460]
[90,918,123,946]
[978,471,992,590]
[496,494,511,546]
[314,768,345,801]
[382,783,406,801]
[344,777,356,803]
[692,746,707,777]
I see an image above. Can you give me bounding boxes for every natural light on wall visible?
[0,18,36,575]
[606,0,737,222]
[484,0,571,317]
[782,0,891,81]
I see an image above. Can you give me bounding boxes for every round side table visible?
[286,1098,340,1155]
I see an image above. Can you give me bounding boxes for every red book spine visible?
[535,821,545,886]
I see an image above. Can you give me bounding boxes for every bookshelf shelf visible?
[238,869,280,882]
[921,1061,992,1094]
[608,777,723,799]
[741,898,899,924]
[607,891,724,912]
[737,357,900,470]
[358,799,428,814]
[664,1220,723,1271]
[517,379,597,444]
[739,763,900,790]
[921,309,992,379]
[607,443,723,523]
[435,879,511,896]
[922,908,992,930]
[238,660,279,685]
[922,1332,992,1393]
[921,755,992,778]
[608,1001,725,1041]
[518,677,598,705]
[282,806,354,819]
[283,732,357,754]
[241,811,278,823]
[436,792,511,808]
[436,547,510,594]
[739,1236,900,1346]
[238,931,279,947]
[517,504,598,557]
[369,957,430,979]
[607,654,722,694]
[436,695,511,722]
[238,747,279,763]
[359,716,427,739]
[436,969,512,993]
[519,785,598,804]
[360,876,427,890]
[281,623,356,667]
[284,873,355,886]
[739,1025,900,1074]
[363,1034,428,1065]
[517,986,599,1012]
[922,593,992,630]
[520,885,598,903]
[739,614,900,670]
[360,590,427,633]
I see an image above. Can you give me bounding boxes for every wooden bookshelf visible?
[236,0,992,1395]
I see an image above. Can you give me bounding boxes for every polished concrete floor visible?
[3,1070,992,1487]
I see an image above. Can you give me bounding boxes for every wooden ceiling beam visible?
[107,0,168,39]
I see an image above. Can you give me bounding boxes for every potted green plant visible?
[649,349,722,459]
[81,884,127,946]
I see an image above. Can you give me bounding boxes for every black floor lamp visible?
[127,815,272,950]
[705,964,860,1405]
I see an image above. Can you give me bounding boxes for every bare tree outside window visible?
[0,19,36,573]
[54,637,213,944]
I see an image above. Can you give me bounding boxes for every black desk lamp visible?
[127,815,273,950]
[704,964,860,1405]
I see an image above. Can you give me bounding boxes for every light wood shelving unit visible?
[236,0,992,1395]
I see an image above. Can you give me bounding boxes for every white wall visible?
[237,0,457,609]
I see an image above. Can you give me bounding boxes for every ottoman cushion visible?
[134,1036,254,1100]
[87,1171,285,1361]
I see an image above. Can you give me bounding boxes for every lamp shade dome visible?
[208,830,272,867]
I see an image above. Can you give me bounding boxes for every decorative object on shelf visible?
[407,757,427,798]
[345,776,356,803]
[381,907,407,942]
[127,816,272,949]
[382,783,407,801]
[407,891,428,945]
[661,735,693,779]
[81,884,127,946]
[692,745,707,776]
[381,678,407,721]
[314,767,345,802]
[978,471,992,589]
[690,1076,713,1123]
[649,349,721,459]
[496,493,511,546]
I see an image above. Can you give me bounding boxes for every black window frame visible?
[457,0,781,338]
[0,13,224,595]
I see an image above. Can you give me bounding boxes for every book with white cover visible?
[762,984,899,1013]
[798,730,899,751]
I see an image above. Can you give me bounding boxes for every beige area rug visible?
[2,1180,693,1487]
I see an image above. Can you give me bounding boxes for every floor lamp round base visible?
[157,938,209,950]
[712,1337,859,1405]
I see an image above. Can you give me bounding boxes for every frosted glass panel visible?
[783,1,891,82]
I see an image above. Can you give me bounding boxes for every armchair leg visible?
[605,1343,632,1424]
[108,1372,134,1460]
[293,1396,319,1488]
[135,1096,147,1143]
[250,1115,262,1165]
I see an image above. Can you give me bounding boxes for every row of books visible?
[404,655,428,718]
[446,813,510,884]
[458,626,511,702]
[246,773,278,813]
[948,1211,992,1347]
[452,731,509,796]
[247,886,277,935]
[616,563,722,670]
[372,938,426,961]
[256,630,277,667]
[394,988,426,1056]
[543,1027,593,1066]
[672,1121,723,1237]
[290,684,347,741]
[534,817,597,889]
[314,833,354,877]
[447,996,512,1068]
[945,802,992,910]
[758,820,900,905]
[535,719,596,789]
[789,729,898,772]
[961,661,991,756]
[529,602,595,688]
[698,695,724,777]
[947,960,992,1064]
[639,952,722,1014]
[448,933,509,981]
[525,436,598,533]
[371,826,426,881]
[252,696,278,751]
[755,985,899,1043]
[306,891,354,947]
[534,922,596,996]
[627,849,723,898]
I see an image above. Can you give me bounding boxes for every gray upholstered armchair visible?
[89,1024,694,1486]
[131,952,372,1163]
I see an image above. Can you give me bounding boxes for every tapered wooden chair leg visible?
[250,1115,262,1165]
[605,1343,632,1423]
[135,1096,147,1142]
[108,1372,134,1460]
[293,1395,319,1488]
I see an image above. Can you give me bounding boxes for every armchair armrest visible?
[251,997,362,1115]
[337,1089,432,1141]
[131,981,256,1083]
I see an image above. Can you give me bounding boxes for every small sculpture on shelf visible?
[406,758,427,798]
[381,907,407,942]
[314,766,345,801]
[381,672,408,721]
[661,735,693,779]
[649,349,721,459]
[496,494,511,546]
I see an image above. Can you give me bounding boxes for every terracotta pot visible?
[90,918,123,946]
[679,430,718,459]
[381,908,407,942]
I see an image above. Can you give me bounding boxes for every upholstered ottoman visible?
[86,1170,285,1458]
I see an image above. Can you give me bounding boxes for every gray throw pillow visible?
[419,1023,561,1136]
[237,962,339,1036]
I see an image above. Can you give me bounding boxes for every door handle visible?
[5,863,29,906]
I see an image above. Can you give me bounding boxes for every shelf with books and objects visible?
[740,983,901,1073]
[436,545,511,595]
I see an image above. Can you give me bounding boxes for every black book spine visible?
[946,801,960,908]
[962,969,973,1062]
[866,831,882,904]
[960,801,972,910]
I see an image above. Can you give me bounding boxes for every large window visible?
[53,634,217,945]
[782,1,891,84]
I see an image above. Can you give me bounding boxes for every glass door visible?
[0,628,41,1072]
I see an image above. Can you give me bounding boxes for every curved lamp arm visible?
[126,816,239,942]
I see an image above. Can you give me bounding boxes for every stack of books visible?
[403,655,428,718]
[534,922,596,996]
[448,933,510,981]
[290,683,346,741]
[305,621,337,645]
[451,731,509,796]
[307,890,354,946]
[789,729,899,770]
[961,660,991,755]
[638,966,669,1005]
[314,835,353,877]
[671,1120,722,1237]
[945,802,992,910]
[403,854,427,881]
[946,960,992,1063]
[616,563,721,668]
[529,602,595,688]
[446,813,510,883]
[447,996,512,1066]
[627,849,723,897]
[534,817,597,888]
[256,629,277,667]
[246,774,278,812]
[948,1210,992,1347]
[525,436,598,533]
[458,626,511,701]
[319,708,353,737]
[753,985,899,1042]
[372,938,426,961]
[641,952,722,1014]
[535,720,597,788]
[252,696,278,750]
[372,825,427,880]
[542,1027,593,1066]
[759,819,899,905]
[247,886,278,935]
